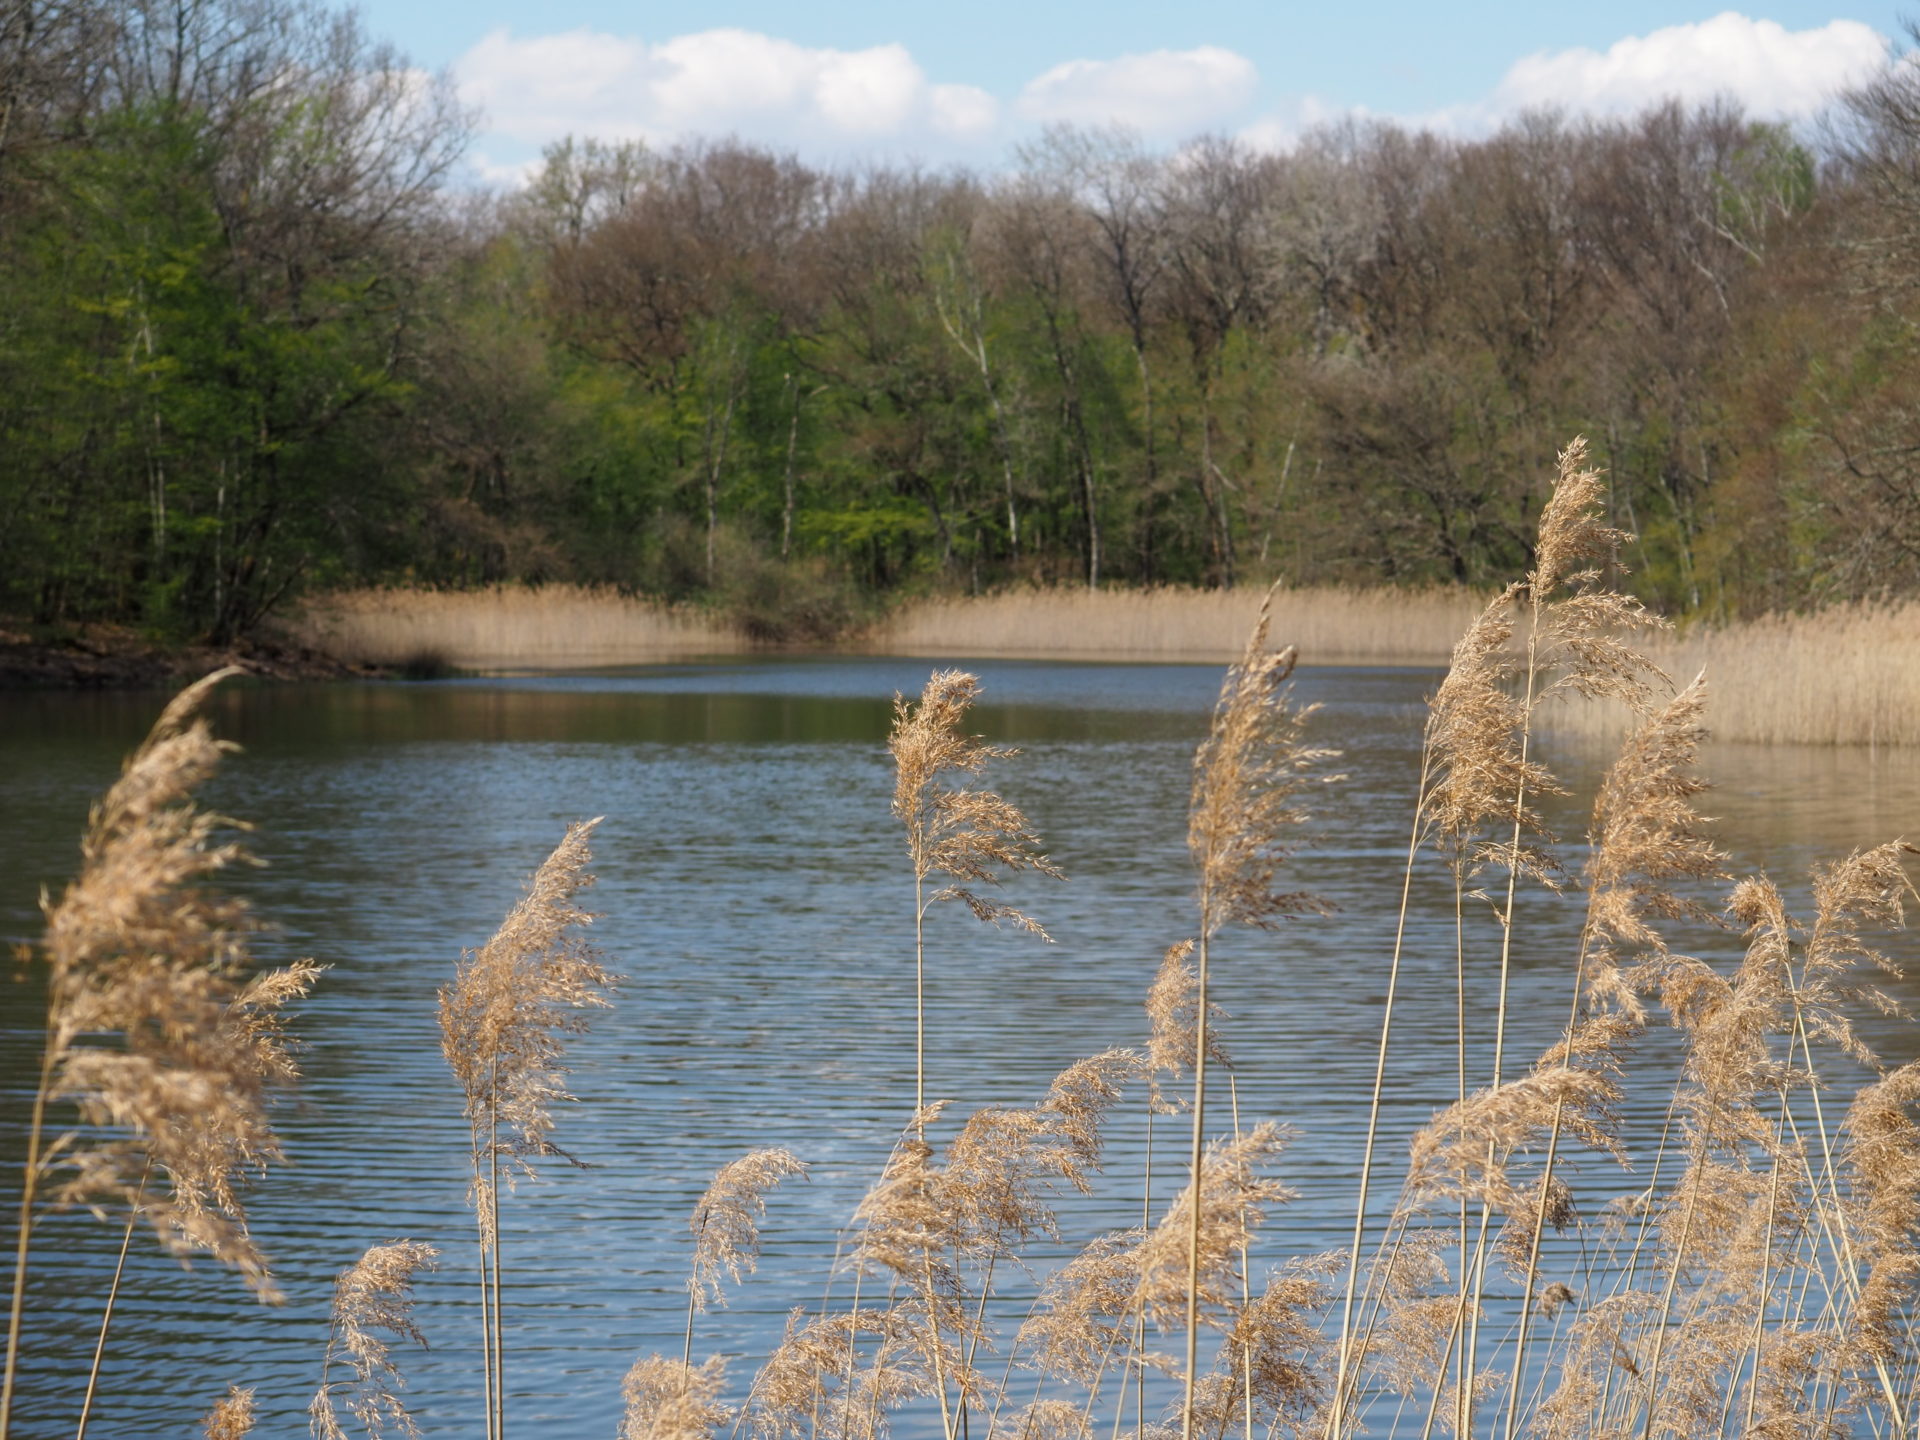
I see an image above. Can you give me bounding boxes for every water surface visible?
[1,659,1914,1437]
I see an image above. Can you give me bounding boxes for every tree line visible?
[8,0,1920,642]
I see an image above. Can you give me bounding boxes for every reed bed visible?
[281,585,744,670]
[284,581,1490,673]
[10,439,1920,1440]
[864,585,1489,666]
[1538,598,1920,747]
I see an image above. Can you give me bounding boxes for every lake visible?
[1,659,1914,1438]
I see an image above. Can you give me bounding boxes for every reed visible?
[309,1240,438,1440]
[866,584,1490,666]
[281,585,744,670]
[0,669,318,1440]
[1538,597,1920,747]
[438,819,616,1440]
[889,671,1062,1122]
[282,580,1491,673]
[200,1384,255,1439]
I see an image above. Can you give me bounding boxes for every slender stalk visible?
[922,1250,957,1440]
[1136,1108,1153,1440]
[1634,1141,1707,1440]
[916,882,927,1123]
[1180,918,1214,1440]
[473,1175,497,1440]
[1327,765,1432,1436]
[1230,1077,1252,1440]
[1736,1116,1787,1440]
[683,1287,698,1370]
[490,1118,506,1440]
[74,1164,150,1440]
[1501,951,1596,1440]
[1463,588,1544,1437]
[0,1039,57,1440]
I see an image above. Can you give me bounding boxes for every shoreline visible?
[11,589,1920,751]
[0,621,381,690]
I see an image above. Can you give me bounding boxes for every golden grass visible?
[1540,598,1920,747]
[280,585,744,669]
[865,584,1490,665]
[285,584,1920,748]
[282,582,1491,671]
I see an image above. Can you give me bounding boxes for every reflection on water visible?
[0,659,1914,1438]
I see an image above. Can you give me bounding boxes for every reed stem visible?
[1180,919,1213,1440]
[74,1163,149,1440]
[0,1038,57,1440]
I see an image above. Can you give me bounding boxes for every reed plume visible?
[1138,1123,1296,1329]
[438,817,615,1440]
[887,672,1059,1121]
[690,1148,809,1311]
[682,1147,807,1369]
[1197,1253,1338,1440]
[1145,941,1226,1113]
[1017,1229,1150,1386]
[1,669,318,1440]
[1181,591,1337,1440]
[991,1398,1091,1440]
[1578,677,1725,1022]
[891,670,1063,1117]
[309,1240,437,1440]
[1841,1061,1920,1365]
[201,1384,256,1440]
[749,1306,930,1440]
[620,1355,731,1440]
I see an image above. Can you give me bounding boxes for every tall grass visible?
[13,438,1920,1438]
[287,582,1920,749]
[281,585,743,670]
[865,585,1490,665]
[1537,598,1920,747]
[0,669,319,1440]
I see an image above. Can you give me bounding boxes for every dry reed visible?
[689,1149,810,1312]
[438,818,616,1440]
[1,669,318,1440]
[890,670,1062,1118]
[282,585,744,669]
[284,581,1493,671]
[201,1384,256,1440]
[309,1240,438,1440]
[866,585,1490,665]
[1179,591,1338,1440]
[620,1355,732,1440]
[1539,597,1920,747]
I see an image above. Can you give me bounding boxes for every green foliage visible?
[11,28,1920,638]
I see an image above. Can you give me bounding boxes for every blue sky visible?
[356,2,1909,181]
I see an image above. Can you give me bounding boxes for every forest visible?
[9,0,1920,644]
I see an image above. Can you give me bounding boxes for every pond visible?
[1,659,1914,1438]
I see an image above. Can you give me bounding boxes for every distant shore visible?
[276,582,1487,672]
[0,620,376,690]
[11,588,1919,750]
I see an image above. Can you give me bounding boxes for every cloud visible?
[455,26,999,159]
[1018,46,1258,137]
[1242,13,1889,151]
[1486,12,1887,122]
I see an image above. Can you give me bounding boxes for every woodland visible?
[8,0,1920,643]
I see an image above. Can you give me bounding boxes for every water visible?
[0,660,1914,1438]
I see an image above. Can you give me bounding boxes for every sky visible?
[354,2,1912,183]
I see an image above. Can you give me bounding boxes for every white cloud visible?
[1242,13,1889,152]
[455,26,1000,159]
[1486,12,1887,122]
[1017,46,1258,136]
